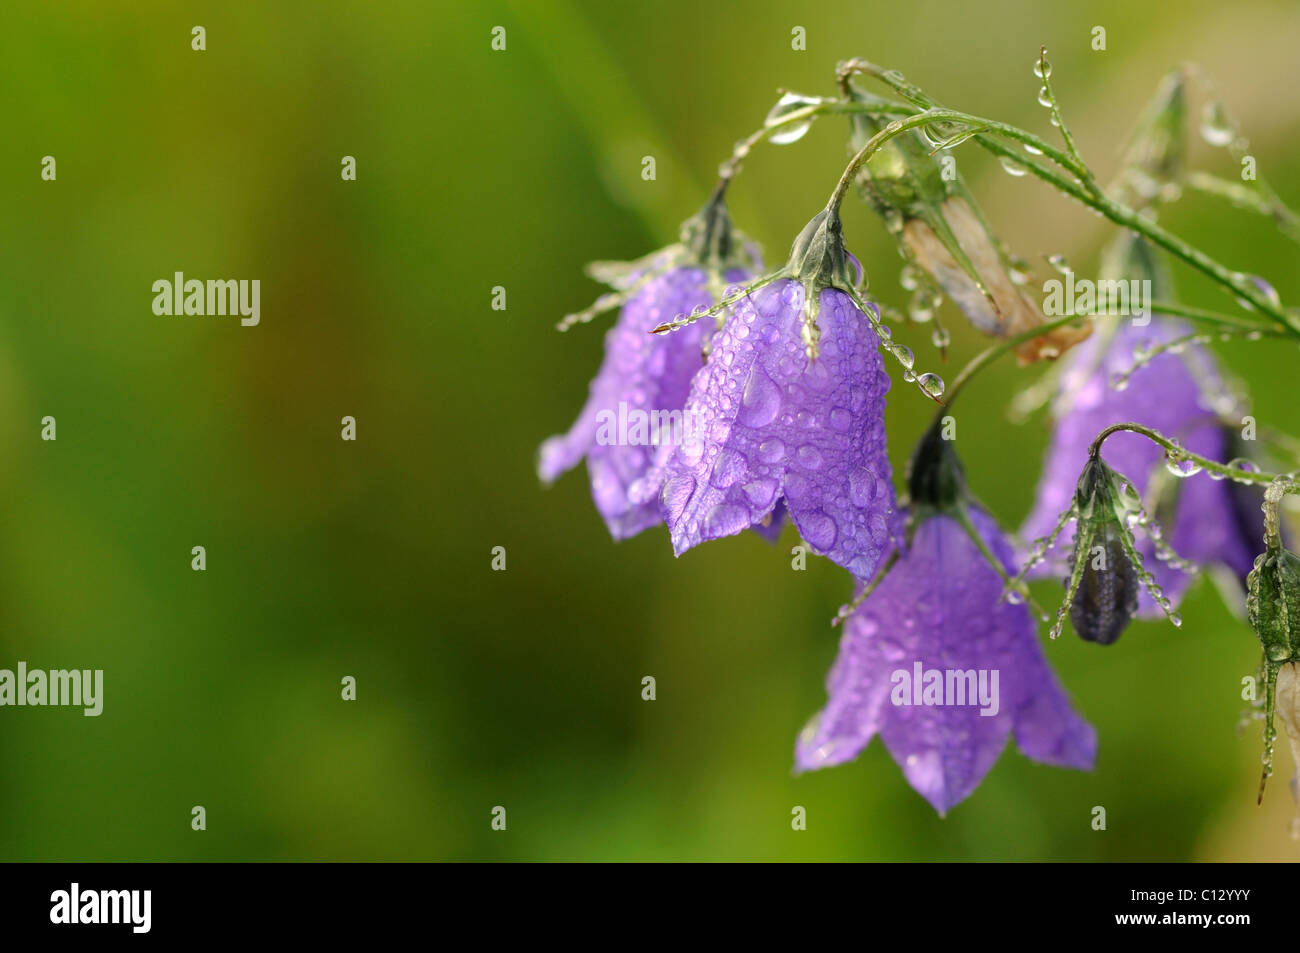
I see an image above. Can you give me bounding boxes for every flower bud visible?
[1064,458,1140,644]
[1247,546,1300,664]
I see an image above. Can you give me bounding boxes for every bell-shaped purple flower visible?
[649,278,903,579]
[796,506,1097,815]
[1020,315,1256,613]
[538,266,721,540]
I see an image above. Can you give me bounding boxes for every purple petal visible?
[538,267,724,540]
[655,279,903,579]
[797,508,1095,815]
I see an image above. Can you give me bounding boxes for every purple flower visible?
[538,267,728,540]
[1020,316,1256,613]
[648,279,903,579]
[796,507,1096,815]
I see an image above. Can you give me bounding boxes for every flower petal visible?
[538,267,719,540]
[799,508,1095,815]
[658,279,902,578]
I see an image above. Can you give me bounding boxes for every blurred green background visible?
[1,0,1297,861]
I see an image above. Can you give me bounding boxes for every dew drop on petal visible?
[757,438,785,463]
[799,511,838,551]
[704,502,751,538]
[661,475,696,522]
[738,367,782,427]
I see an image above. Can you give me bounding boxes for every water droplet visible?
[1047,254,1071,275]
[891,343,915,370]
[829,407,852,432]
[742,478,778,509]
[704,502,751,538]
[757,438,785,463]
[1164,451,1201,478]
[1033,57,1052,80]
[1132,337,1158,361]
[662,475,696,522]
[765,92,818,144]
[1000,156,1027,177]
[1199,100,1234,147]
[738,368,782,427]
[1037,86,1052,108]
[799,511,837,551]
[1247,274,1282,309]
[916,372,945,399]
[709,449,748,489]
[849,466,880,506]
[796,445,824,471]
[1023,142,1043,156]
[930,325,950,350]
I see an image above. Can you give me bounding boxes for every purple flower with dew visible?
[796,505,1096,815]
[1020,314,1255,615]
[647,278,903,578]
[635,209,912,578]
[538,266,739,540]
[539,194,761,541]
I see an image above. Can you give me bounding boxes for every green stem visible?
[1035,46,1095,192]
[971,133,1300,338]
[1089,422,1293,484]
[1147,301,1277,332]
[829,64,1300,338]
[940,314,1086,411]
[719,83,1300,339]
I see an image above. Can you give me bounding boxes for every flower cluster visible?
[540,54,1300,819]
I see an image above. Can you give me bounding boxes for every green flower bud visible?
[1247,547,1300,664]
[1065,458,1141,645]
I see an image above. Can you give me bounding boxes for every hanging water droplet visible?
[1199,101,1234,147]
[916,372,945,399]
[1033,57,1052,80]
[930,325,950,350]
[764,93,819,144]
[891,343,915,370]
[1000,156,1027,177]
[1247,274,1282,309]
[1023,142,1044,156]
[1006,589,1025,605]
[1164,451,1201,478]
[1047,254,1071,275]
[899,265,919,292]
[1037,86,1052,108]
